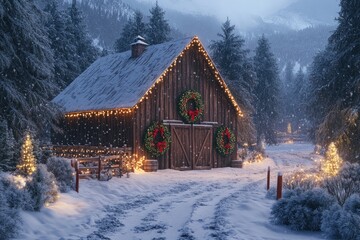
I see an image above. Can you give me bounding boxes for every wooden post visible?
[98,156,102,180]
[75,161,79,193]
[267,166,270,190]
[276,172,283,200]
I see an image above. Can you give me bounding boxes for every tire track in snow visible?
[85,182,198,239]
[126,181,237,240]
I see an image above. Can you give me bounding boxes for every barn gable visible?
[53,36,243,117]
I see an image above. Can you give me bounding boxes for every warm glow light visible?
[322,142,343,176]
[17,132,37,176]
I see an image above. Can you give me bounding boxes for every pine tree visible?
[209,18,255,112]
[279,62,295,130]
[43,0,75,89]
[17,132,37,176]
[0,0,61,141]
[307,0,360,162]
[0,119,15,172]
[66,0,99,77]
[292,68,309,132]
[253,35,280,145]
[307,48,335,142]
[114,11,146,53]
[323,142,343,176]
[146,1,170,45]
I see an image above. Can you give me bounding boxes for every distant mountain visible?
[57,0,338,68]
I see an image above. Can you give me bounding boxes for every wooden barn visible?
[52,36,252,170]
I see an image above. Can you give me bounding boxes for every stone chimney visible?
[131,35,148,58]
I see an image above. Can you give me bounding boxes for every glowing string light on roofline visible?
[65,36,243,118]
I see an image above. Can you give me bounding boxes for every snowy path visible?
[17,143,324,240]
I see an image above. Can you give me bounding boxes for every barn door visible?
[192,125,212,170]
[169,124,212,170]
[170,125,192,170]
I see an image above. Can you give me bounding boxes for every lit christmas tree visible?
[322,142,343,176]
[17,132,37,176]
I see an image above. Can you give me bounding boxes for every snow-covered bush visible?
[46,157,74,192]
[0,190,20,239]
[324,162,360,205]
[271,188,335,231]
[0,175,21,239]
[283,170,322,191]
[26,164,59,211]
[0,174,33,211]
[244,150,264,164]
[322,194,360,240]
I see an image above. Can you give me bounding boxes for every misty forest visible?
[0,0,360,239]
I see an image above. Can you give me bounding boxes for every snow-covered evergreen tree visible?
[146,1,170,45]
[0,119,15,172]
[0,0,61,140]
[278,62,295,132]
[209,18,255,112]
[43,0,75,89]
[307,0,360,162]
[290,68,309,133]
[253,35,280,145]
[66,0,99,75]
[114,10,146,53]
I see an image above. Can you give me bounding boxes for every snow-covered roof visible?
[53,36,193,113]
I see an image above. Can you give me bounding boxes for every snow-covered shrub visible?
[322,194,360,240]
[244,150,264,164]
[283,170,322,191]
[26,164,59,211]
[0,174,33,211]
[0,177,21,239]
[271,188,335,231]
[46,156,74,192]
[324,162,360,205]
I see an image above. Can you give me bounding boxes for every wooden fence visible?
[73,155,127,192]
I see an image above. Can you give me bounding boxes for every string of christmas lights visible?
[65,36,244,119]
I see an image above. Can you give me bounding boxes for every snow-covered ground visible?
[17,143,325,240]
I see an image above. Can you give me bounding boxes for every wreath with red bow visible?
[215,126,236,156]
[144,122,171,157]
[178,90,204,124]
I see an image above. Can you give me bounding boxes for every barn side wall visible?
[52,112,134,148]
[133,44,240,168]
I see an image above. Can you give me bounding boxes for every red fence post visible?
[276,172,283,200]
[75,160,79,193]
[267,166,270,190]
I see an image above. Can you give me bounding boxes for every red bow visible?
[188,109,199,121]
[156,141,167,153]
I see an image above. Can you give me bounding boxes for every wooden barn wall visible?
[52,113,134,148]
[133,45,239,169]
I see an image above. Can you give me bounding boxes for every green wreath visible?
[178,90,204,124]
[144,122,171,157]
[215,126,236,156]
